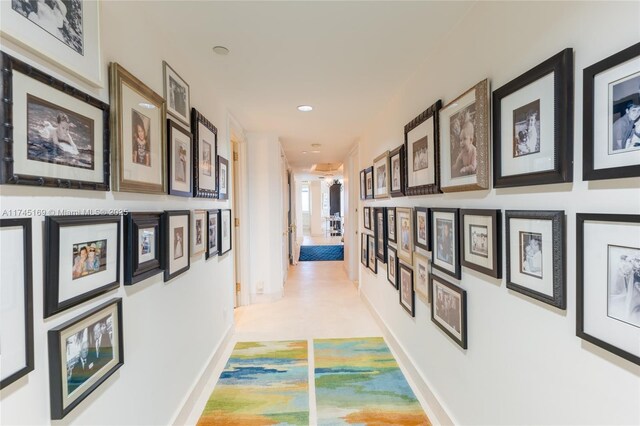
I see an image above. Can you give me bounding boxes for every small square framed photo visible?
[163,210,190,281]
[219,209,233,255]
[0,218,34,389]
[191,210,206,256]
[374,207,387,263]
[389,145,405,197]
[387,245,398,289]
[505,210,565,309]
[364,166,374,199]
[363,206,372,230]
[414,207,431,252]
[583,42,640,181]
[44,215,120,318]
[398,262,415,317]
[493,49,573,188]
[387,207,397,243]
[206,209,219,260]
[396,207,413,265]
[48,298,123,420]
[168,120,193,197]
[367,234,377,274]
[440,79,490,192]
[461,209,502,279]
[123,212,163,286]
[430,274,467,349]
[163,61,190,127]
[373,151,390,199]
[404,100,442,195]
[413,251,430,304]
[191,108,218,198]
[361,233,369,268]
[431,208,461,279]
[577,213,640,366]
[359,169,366,200]
[218,156,229,200]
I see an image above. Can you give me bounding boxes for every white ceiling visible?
[141,1,473,172]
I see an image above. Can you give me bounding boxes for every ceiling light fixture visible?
[212,46,230,55]
[302,151,308,154]
[311,150,321,154]
[297,105,313,112]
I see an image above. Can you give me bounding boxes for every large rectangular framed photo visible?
[404,100,442,195]
[44,215,120,318]
[577,213,640,366]
[123,212,163,286]
[0,218,34,389]
[583,42,640,181]
[48,298,124,420]
[0,52,110,191]
[192,108,218,197]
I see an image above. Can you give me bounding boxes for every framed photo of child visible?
[404,100,442,195]
[493,49,573,188]
[439,79,490,192]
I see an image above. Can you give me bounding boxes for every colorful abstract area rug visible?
[197,340,309,425]
[314,337,431,426]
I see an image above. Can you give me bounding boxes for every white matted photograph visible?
[191,210,206,256]
[163,61,190,126]
[373,151,389,198]
[220,209,232,255]
[461,209,501,279]
[399,262,414,316]
[396,207,413,264]
[430,274,467,349]
[168,120,192,197]
[413,252,430,304]
[164,211,190,281]
[431,208,460,279]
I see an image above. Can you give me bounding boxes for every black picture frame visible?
[361,232,369,268]
[206,209,220,259]
[389,144,406,197]
[460,209,502,279]
[414,207,431,252]
[387,245,398,289]
[505,210,566,309]
[364,166,374,199]
[576,213,640,366]
[404,100,442,195]
[374,207,387,263]
[167,119,193,197]
[386,207,397,243]
[217,156,229,200]
[493,48,574,188]
[430,274,467,349]
[48,298,124,420]
[0,52,110,191]
[398,261,415,317]
[363,206,372,230]
[191,108,218,198]
[123,212,164,285]
[367,234,377,273]
[431,208,461,279]
[163,210,190,281]
[219,209,233,255]
[0,218,34,389]
[583,42,640,181]
[359,169,366,200]
[44,215,121,318]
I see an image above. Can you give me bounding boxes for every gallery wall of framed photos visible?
[0,2,236,425]
[356,3,640,426]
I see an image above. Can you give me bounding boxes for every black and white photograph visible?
[164,210,190,281]
[220,210,232,255]
[374,208,387,263]
[163,61,190,126]
[368,234,377,273]
[404,100,441,195]
[387,246,398,288]
[373,151,389,198]
[364,166,374,199]
[461,209,501,279]
[431,275,467,349]
[414,252,429,303]
[12,0,83,54]
[192,108,218,198]
[520,232,543,279]
[363,206,371,230]
[202,141,212,176]
[436,219,454,265]
[131,109,151,167]
[513,99,541,157]
[206,209,219,259]
[196,219,202,245]
[72,239,107,280]
[387,207,396,243]
[360,169,366,200]
[399,262,414,316]
[389,145,405,197]
[414,207,430,251]
[361,233,368,267]
[607,245,640,328]
[449,102,477,177]
[470,225,489,258]
[191,210,206,256]
[167,120,192,197]
[175,142,187,183]
[413,136,428,172]
[27,94,95,170]
[48,299,123,420]
[397,207,413,264]
[218,156,229,200]
[610,76,640,154]
[173,227,184,260]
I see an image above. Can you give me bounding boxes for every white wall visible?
[358,2,640,425]
[246,133,285,301]
[0,2,235,425]
[310,181,323,236]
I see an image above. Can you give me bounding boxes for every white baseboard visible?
[250,290,284,304]
[171,323,235,425]
[360,292,455,426]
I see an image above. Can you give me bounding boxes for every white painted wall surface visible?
[310,181,323,236]
[0,2,235,425]
[358,2,640,425]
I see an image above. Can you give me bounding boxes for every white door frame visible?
[345,143,359,282]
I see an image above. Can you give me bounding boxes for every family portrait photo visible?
[173,227,184,260]
[65,313,113,395]
[435,284,461,334]
[607,245,640,328]
[27,94,95,170]
[449,102,477,177]
[202,141,212,176]
[175,142,188,183]
[470,225,489,258]
[513,99,541,157]
[436,219,454,265]
[520,231,543,278]
[610,73,640,154]
[72,239,106,280]
[131,110,151,167]
[169,75,187,118]
[12,0,84,54]
[413,136,428,171]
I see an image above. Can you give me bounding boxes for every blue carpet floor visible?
[299,245,344,261]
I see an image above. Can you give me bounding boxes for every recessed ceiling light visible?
[138,102,156,109]
[302,151,308,154]
[311,143,321,148]
[212,46,230,55]
[297,105,313,112]
[311,150,321,154]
